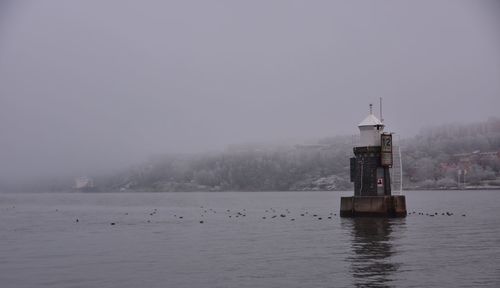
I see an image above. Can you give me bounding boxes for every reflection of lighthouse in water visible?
[345,218,405,287]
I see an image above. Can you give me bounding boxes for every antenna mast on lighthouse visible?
[380,97,384,123]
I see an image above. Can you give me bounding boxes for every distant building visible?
[453,150,500,164]
[479,151,500,160]
[74,176,94,190]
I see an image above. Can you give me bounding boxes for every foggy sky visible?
[1,0,499,183]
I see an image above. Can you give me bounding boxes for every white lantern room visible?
[358,112,384,147]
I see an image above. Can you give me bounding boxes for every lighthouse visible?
[340,104,407,217]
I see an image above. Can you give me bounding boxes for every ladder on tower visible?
[390,145,403,195]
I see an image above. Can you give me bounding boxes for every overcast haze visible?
[1,0,499,183]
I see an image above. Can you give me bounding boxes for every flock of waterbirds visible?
[139,206,344,225]
[407,211,466,217]
[3,205,466,226]
[87,207,466,226]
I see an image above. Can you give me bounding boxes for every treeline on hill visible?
[101,137,353,192]
[99,118,500,192]
[402,117,500,189]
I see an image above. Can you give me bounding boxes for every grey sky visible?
[1,0,499,182]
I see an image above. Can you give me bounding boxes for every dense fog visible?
[1,0,499,186]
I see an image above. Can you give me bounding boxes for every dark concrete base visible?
[340,195,407,217]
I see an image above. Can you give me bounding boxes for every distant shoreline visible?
[404,187,500,191]
[3,187,500,194]
[5,188,499,194]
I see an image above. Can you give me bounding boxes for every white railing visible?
[390,144,403,195]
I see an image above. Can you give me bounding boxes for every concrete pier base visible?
[340,195,407,217]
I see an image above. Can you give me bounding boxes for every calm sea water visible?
[1,190,499,288]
